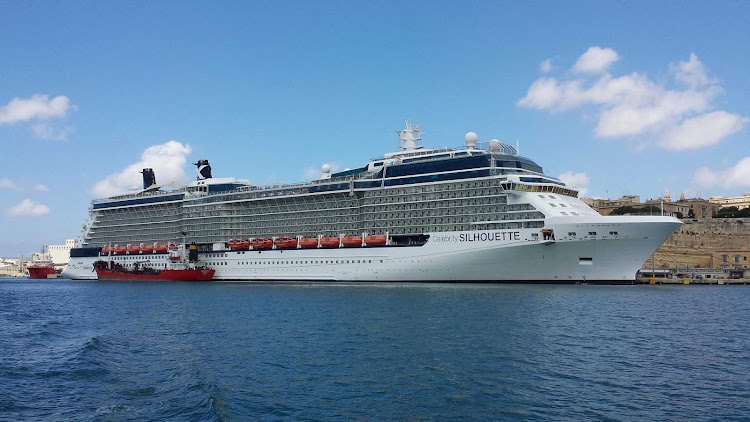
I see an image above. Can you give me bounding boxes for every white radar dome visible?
[489,139,502,152]
[321,164,331,174]
[464,132,478,149]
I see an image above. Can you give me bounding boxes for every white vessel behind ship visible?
[62,121,681,282]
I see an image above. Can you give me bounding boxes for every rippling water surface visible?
[1,278,749,421]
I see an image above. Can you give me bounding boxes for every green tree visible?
[716,206,739,218]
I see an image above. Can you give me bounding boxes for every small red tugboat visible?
[94,244,214,282]
[28,253,59,279]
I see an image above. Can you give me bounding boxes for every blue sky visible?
[1,1,748,256]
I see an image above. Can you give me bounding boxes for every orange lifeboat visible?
[342,236,363,247]
[365,235,387,246]
[126,245,141,254]
[299,237,319,248]
[320,237,340,248]
[113,245,127,254]
[155,244,168,253]
[250,238,273,250]
[168,243,178,251]
[140,244,154,253]
[101,246,110,255]
[274,237,298,249]
[228,239,250,250]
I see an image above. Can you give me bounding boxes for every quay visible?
[636,277,750,285]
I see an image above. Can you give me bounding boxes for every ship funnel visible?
[140,168,156,189]
[194,159,212,180]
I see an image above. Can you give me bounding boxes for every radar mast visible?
[397,119,423,151]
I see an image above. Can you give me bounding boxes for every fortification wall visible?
[645,218,750,268]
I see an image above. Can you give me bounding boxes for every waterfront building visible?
[47,239,76,266]
[708,193,750,210]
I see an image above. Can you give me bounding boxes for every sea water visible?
[1,278,749,421]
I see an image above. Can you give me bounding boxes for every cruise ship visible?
[62,121,681,282]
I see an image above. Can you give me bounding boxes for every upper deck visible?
[90,122,572,211]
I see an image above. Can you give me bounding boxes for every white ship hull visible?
[61,216,681,282]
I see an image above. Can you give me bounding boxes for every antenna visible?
[516,139,519,156]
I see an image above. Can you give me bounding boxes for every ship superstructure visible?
[63,121,681,282]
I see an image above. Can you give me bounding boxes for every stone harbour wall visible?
[645,218,750,268]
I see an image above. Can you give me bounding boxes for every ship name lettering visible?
[458,232,520,242]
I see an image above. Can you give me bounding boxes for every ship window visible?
[560,212,568,215]
[538,195,545,198]
[549,203,557,207]
[560,204,567,207]
[609,231,619,236]
[588,231,596,236]
[568,232,576,236]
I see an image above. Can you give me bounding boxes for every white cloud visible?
[91,141,192,197]
[518,49,746,150]
[661,111,747,150]
[0,94,72,124]
[540,58,552,73]
[573,47,619,74]
[7,199,50,216]
[558,171,589,197]
[693,157,750,190]
[0,178,19,190]
[32,123,72,141]
[34,184,49,191]
[671,53,711,88]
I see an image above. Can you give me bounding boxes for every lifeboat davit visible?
[342,236,363,247]
[127,245,141,254]
[250,238,273,250]
[228,239,250,250]
[101,246,110,255]
[155,244,168,253]
[140,244,154,253]
[274,237,298,249]
[113,245,127,254]
[299,237,319,248]
[320,237,340,248]
[365,235,387,246]
[168,243,178,251]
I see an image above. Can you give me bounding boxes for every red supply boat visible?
[94,245,214,282]
[28,252,59,279]
[94,263,214,281]
[28,263,57,279]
